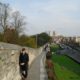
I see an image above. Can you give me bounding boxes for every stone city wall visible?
[0,42,42,80]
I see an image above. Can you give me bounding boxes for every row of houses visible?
[52,32,80,45]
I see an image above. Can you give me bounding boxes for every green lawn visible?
[50,44,80,80]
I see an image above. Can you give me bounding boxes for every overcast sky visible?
[1,0,80,36]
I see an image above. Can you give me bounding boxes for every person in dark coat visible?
[19,48,29,80]
[46,51,52,60]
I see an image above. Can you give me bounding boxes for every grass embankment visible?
[50,44,80,80]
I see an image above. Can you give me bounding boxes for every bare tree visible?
[11,11,26,34]
[0,3,10,32]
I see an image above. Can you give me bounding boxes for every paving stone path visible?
[27,51,48,80]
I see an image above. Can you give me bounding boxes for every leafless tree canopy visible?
[0,2,26,34]
[11,11,26,33]
[0,3,10,32]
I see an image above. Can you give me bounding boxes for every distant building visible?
[52,31,63,44]
[53,31,56,36]
[76,37,80,45]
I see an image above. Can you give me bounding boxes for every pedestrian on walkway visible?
[19,48,29,80]
[46,51,52,60]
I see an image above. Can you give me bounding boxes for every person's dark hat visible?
[22,48,25,51]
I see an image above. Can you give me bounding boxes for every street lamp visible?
[36,34,37,48]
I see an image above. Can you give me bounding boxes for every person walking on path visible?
[19,48,29,80]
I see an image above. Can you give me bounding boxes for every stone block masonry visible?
[0,42,42,80]
[0,50,21,80]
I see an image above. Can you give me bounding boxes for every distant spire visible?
[48,31,50,36]
[53,31,56,36]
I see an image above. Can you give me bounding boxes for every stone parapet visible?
[0,42,42,80]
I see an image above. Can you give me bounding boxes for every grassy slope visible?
[50,44,80,80]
